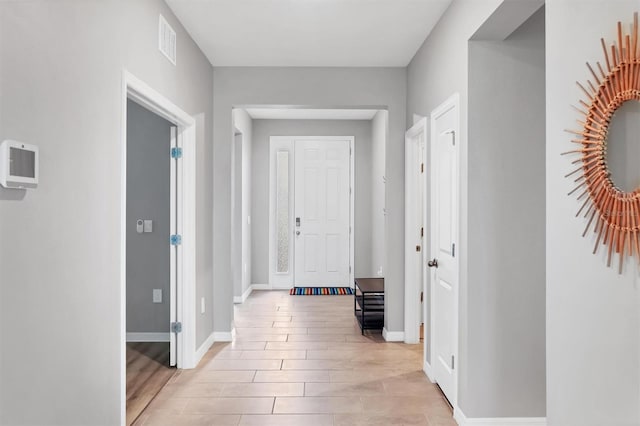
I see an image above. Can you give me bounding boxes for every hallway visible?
[134,290,455,425]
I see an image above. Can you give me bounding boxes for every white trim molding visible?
[126,332,170,342]
[454,408,546,426]
[234,285,254,304]
[251,283,271,291]
[404,117,428,344]
[194,332,216,366]
[382,328,405,342]
[213,328,236,342]
[423,361,435,383]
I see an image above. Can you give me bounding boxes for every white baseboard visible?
[423,361,436,383]
[382,328,405,342]
[213,328,236,342]
[194,332,216,366]
[454,407,546,426]
[126,332,170,342]
[253,283,296,291]
[234,285,254,304]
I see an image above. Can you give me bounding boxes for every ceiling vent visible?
[159,15,177,65]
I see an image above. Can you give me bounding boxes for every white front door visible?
[294,139,351,287]
[429,95,459,404]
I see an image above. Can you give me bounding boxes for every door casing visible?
[404,117,428,345]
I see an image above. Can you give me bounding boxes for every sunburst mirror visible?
[565,12,640,274]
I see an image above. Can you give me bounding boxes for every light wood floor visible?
[134,290,455,426]
[127,342,176,425]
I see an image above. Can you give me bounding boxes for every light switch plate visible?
[153,289,162,303]
[143,220,153,233]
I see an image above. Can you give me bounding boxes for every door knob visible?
[428,258,439,268]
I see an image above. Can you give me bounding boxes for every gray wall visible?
[546,1,640,425]
[407,0,550,419]
[232,132,244,298]
[371,111,387,276]
[0,1,214,423]
[406,0,501,408]
[467,7,546,417]
[213,68,406,334]
[126,100,171,333]
[250,119,375,284]
[233,109,253,299]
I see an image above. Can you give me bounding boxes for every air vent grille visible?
[159,14,176,65]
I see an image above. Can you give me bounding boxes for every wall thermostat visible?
[0,140,39,189]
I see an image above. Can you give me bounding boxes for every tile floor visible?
[134,290,456,426]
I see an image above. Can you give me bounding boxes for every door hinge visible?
[451,355,455,370]
[349,226,352,234]
[420,291,423,302]
[416,245,421,252]
[170,234,182,245]
[171,147,183,159]
[420,227,424,237]
[445,130,456,146]
[452,243,455,258]
[349,265,352,273]
[420,163,424,173]
[171,322,182,333]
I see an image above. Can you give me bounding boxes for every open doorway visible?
[230,107,388,299]
[229,107,390,344]
[124,99,176,424]
[121,71,198,424]
[460,4,546,416]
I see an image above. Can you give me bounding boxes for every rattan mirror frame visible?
[565,12,640,273]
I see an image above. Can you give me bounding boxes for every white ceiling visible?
[165,0,452,67]
[244,107,380,120]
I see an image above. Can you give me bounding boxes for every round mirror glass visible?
[606,100,640,193]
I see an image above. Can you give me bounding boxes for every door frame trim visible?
[120,70,198,424]
[404,117,428,345]
[429,93,460,407]
[268,136,355,288]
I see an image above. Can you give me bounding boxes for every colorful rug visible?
[290,287,354,296]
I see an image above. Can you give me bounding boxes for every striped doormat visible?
[290,287,354,296]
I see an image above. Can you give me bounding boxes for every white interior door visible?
[294,139,351,287]
[169,126,180,367]
[429,95,459,404]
